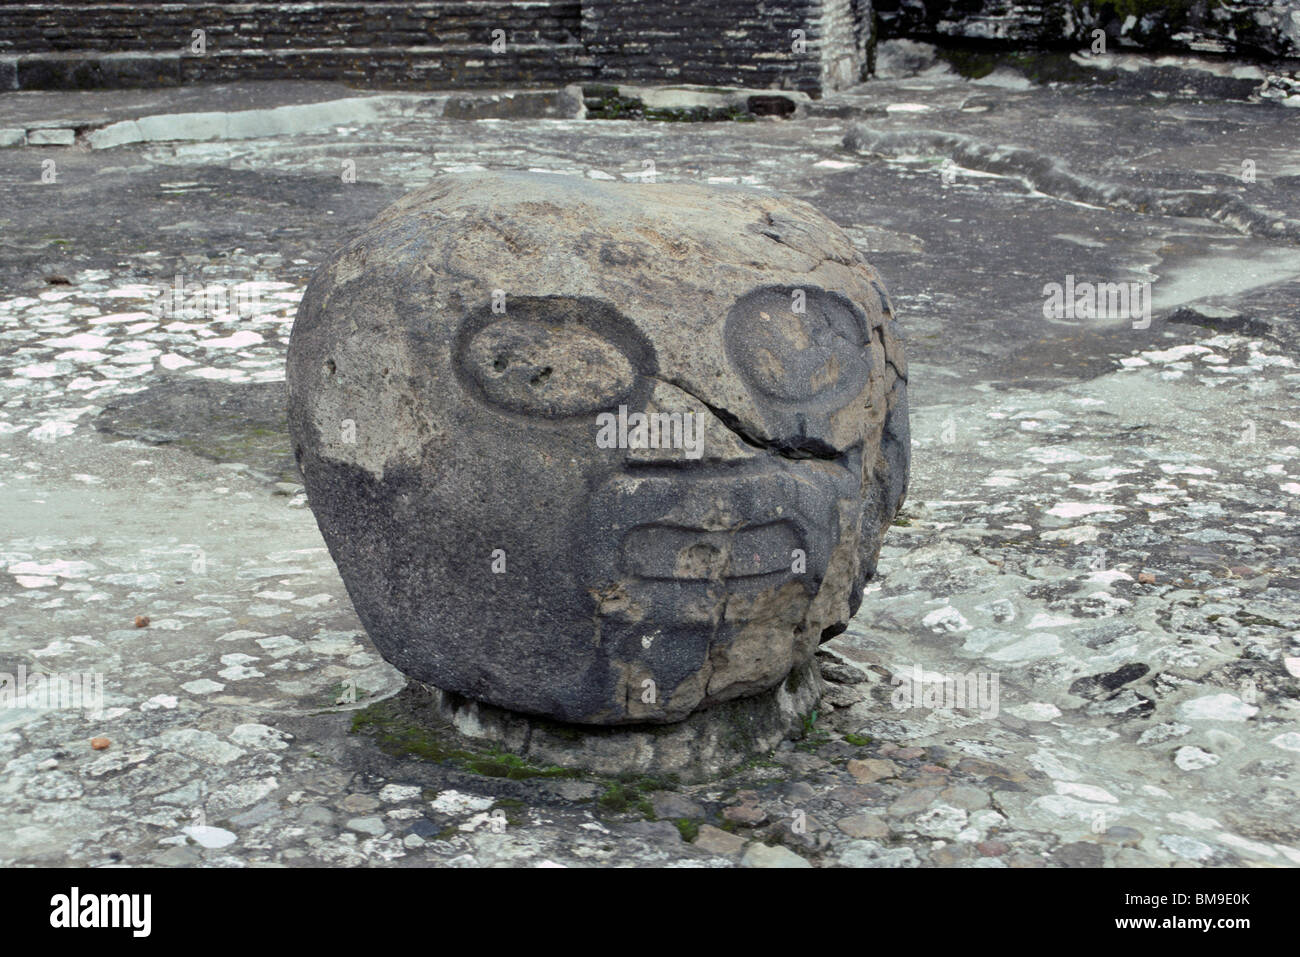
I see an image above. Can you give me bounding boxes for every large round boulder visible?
[287,171,909,725]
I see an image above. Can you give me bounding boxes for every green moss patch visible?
[348,696,582,780]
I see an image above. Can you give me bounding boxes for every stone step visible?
[0,1,851,94]
[2,44,596,90]
[0,1,582,53]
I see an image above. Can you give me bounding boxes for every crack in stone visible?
[872,322,908,384]
[757,209,861,271]
[650,374,845,462]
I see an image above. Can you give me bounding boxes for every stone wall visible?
[0,1,865,94]
[0,1,594,90]
[873,0,1300,58]
[0,2,582,53]
[2,1,1296,95]
[580,0,866,94]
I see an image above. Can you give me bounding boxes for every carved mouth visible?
[582,463,854,593]
[619,520,802,581]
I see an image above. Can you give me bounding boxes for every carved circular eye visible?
[462,319,637,417]
[725,287,870,402]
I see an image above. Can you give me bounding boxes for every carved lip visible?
[619,520,801,581]
[582,464,849,590]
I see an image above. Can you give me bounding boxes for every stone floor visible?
[1,54,1298,867]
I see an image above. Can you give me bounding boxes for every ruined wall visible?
[818,0,868,88]
[580,0,867,94]
[873,1,1300,58]
[0,0,865,93]
[0,2,582,53]
[0,2,594,89]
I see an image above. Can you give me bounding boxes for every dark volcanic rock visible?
[1069,662,1152,699]
[287,171,909,725]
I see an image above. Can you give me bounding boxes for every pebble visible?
[958,758,1027,784]
[782,781,817,803]
[156,729,245,765]
[931,844,973,866]
[722,791,768,826]
[299,804,334,825]
[429,790,494,815]
[345,816,386,836]
[693,824,746,858]
[912,804,969,839]
[883,745,924,760]
[888,786,945,817]
[837,812,890,839]
[838,840,918,868]
[1174,746,1220,771]
[155,845,202,866]
[1177,694,1258,722]
[90,737,110,750]
[1270,732,1300,752]
[1160,834,1216,861]
[826,785,885,805]
[847,757,899,784]
[626,820,683,843]
[378,784,423,803]
[647,790,702,816]
[1050,842,1105,867]
[182,825,237,849]
[340,793,381,813]
[938,785,989,810]
[740,843,811,869]
[1102,826,1143,846]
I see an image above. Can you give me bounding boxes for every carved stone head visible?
[288,171,908,724]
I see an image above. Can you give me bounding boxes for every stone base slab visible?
[406,658,826,782]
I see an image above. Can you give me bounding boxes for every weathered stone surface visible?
[288,170,910,725]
